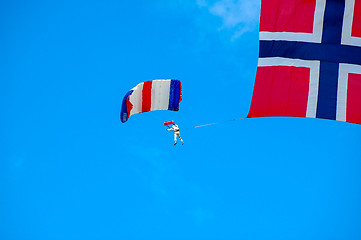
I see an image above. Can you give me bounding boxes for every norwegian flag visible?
[248,0,361,125]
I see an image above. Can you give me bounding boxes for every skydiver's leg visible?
[177,132,184,144]
[174,133,177,145]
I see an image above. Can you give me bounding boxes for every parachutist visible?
[167,123,184,145]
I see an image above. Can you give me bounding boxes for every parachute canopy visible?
[121,79,182,123]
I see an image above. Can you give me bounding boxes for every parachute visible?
[120,79,182,123]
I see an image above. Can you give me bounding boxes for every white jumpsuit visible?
[167,124,184,145]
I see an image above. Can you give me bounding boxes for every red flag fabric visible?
[164,121,174,126]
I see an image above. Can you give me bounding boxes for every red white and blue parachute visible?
[120,79,182,123]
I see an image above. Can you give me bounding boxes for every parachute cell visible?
[120,79,182,123]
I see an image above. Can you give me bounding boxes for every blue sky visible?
[1,0,361,239]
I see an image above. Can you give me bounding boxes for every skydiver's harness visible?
[167,125,180,133]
